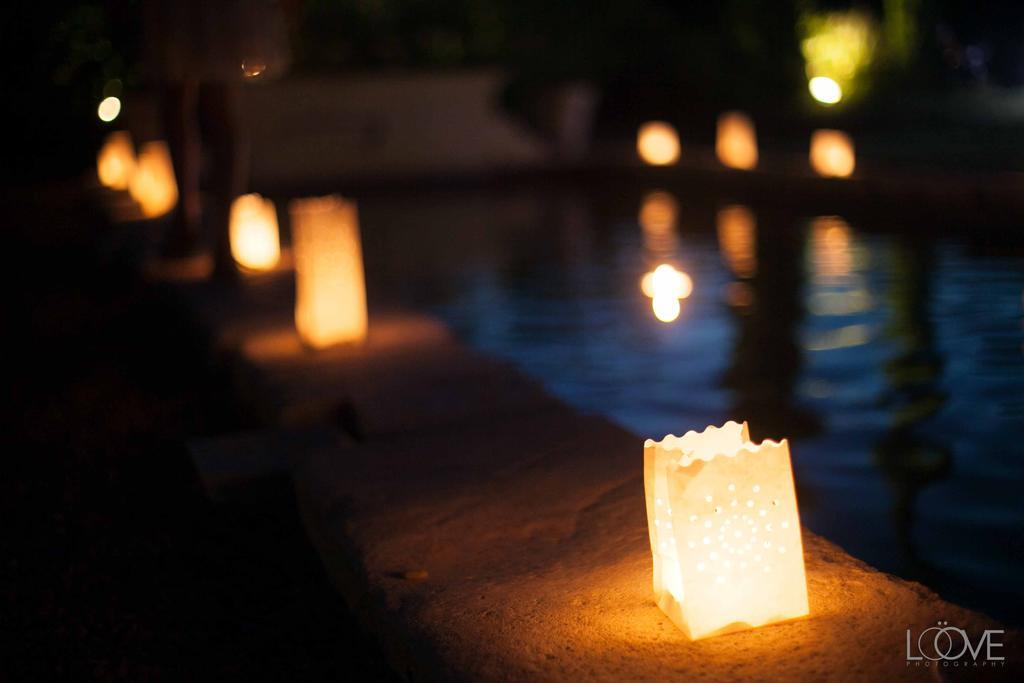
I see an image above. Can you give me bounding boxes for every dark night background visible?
[6,1,1024,182]
[2,1,1023,680]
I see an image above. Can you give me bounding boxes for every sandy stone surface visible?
[233,318,563,435]
[165,281,1018,680]
[292,411,1019,682]
[166,275,561,434]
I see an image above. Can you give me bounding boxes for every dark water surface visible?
[359,181,1024,625]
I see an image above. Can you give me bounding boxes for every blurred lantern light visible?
[290,195,368,348]
[807,215,873,318]
[637,121,681,166]
[809,129,855,178]
[97,96,122,122]
[641,263,692,324]
[715,112,758,170]
[644,421,810,639]
[639,191,678,236]
[96,131,136,190]
[641,263,693,300]
[129,141,178,218]
[716,205,757,279]
[638,191,679,257]
[229,193,281,272]
[808,76,842,105]
[652,294,681,323]
[809,216,854,281]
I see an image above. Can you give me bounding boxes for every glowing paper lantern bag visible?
[230,193,281,272]
[96,131,136,190]
[290,195,368,348]
[644,421,809,640]
[129,141,178,217]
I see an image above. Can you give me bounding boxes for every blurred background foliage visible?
[4,0,1024,182]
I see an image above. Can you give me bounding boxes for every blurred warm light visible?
[290,195,368,348]
[644,421,810,639]
[808,76,842,105]
[716,205,757,279]
[715,112,758,170]
[229,193,281,272]
[641,264,693,300]
[642,264,692,324]
[97,96,121,122]
[809,129,855,178]
[801,11,876,104]
[807,216,873,323]
[652,295,681,323]
[809,216,853,281]
[638,191,679,256]
[637,121,680,166]
[129,141,178,218]
[242,59,267,78]
[96,131,136,190]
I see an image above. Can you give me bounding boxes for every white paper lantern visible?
[230,193,281,272]
[644,421,810,639]
[290,195,368,348]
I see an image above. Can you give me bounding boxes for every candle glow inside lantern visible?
[644,421,809,639]
[715,112,758,170]
[290,195,368,348]
[637,121,681,166]
[129,141,178,217]
[229,193,281,272]
[96,131,136,190]
[809,129,855,178]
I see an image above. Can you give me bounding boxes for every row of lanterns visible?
[637,113,856,178]
[97,129,812,642]
[97,132,179,218]
[220,192,370,349]
[97,131,369,350]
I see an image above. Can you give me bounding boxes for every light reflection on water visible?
[360,186,1024,624]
